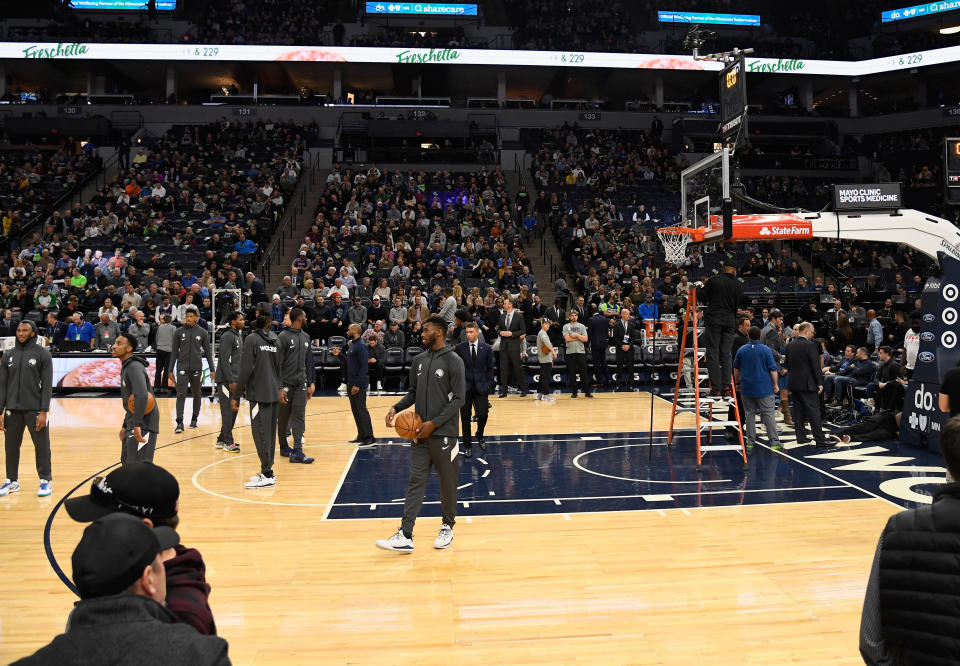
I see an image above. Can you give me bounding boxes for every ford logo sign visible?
[919,351,936,363]
[923,314,936,323]
[921,332,935,342]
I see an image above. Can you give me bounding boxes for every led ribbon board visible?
[365,3,478,15]
[73,0,176,8]
[882,1,960,23]
[657,11,760,26]
[3,42,960,76]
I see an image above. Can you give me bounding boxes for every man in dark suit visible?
[496,297,528,397]
[612,308,639,392]
[587,305,611,387]
[543,298,566,348]
[785,321,830,448]
[455,322,495,458]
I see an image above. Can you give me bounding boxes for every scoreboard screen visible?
[718,55,746,147]
[946,138,960,202]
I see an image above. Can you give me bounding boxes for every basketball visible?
[394,411,422,440]
[126,392,156,415]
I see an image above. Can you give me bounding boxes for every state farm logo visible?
[758,225,813,237]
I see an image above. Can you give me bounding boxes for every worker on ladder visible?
[698,259,744,398]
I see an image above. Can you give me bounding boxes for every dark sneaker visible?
[289,450,315,464]
[174,423,184,434]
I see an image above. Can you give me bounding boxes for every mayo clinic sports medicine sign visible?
[832,183,904,211]
[4,41,960,76]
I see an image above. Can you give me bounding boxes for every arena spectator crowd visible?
[0,120,316,368]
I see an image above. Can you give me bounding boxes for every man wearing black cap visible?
[114,333,159,464]
[170,304,215,434]
[13,513,229,665]
[699,259,744,398]
[65,462,219,636]
[0,320,54,499]
[232,303,282,489]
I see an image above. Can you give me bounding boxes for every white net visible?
[657,228,694,266]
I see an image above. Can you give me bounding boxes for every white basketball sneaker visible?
[38,480,52,497]
[244,473,276,489]
[433,523,454,550]
[0,479,20,496]
[376,528,414,553]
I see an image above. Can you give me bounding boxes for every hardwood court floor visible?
[0,393,898,665]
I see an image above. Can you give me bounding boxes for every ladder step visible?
[700,444,745,452]
[697,397,733,404]
[699,421,740,428]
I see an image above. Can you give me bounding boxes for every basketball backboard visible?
[680,147,730,238]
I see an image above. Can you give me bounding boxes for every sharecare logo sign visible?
[726,214,813,240]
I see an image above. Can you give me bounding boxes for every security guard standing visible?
[277,307,316,464]
[215,311,244,453]
[169,304,215,433]
[233,303,282,489]
[0,321,54,498]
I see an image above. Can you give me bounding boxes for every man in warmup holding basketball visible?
[380,315,466,552]
[0,321,53,498]
[114,333,159,463]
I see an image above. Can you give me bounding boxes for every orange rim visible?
[656,227,705,242]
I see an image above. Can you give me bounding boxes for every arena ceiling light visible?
[941,25,960,34]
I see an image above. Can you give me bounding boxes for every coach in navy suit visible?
[455,321,495,458]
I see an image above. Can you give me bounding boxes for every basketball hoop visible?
[657,227,704,265]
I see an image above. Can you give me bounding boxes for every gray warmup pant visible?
[216,383,237,445]
[250,401,278,476]
[4,409,52,481]
[401,434,460,537]
[121,429,157,464]
[175,369,203,423]
[741,394,780,447]
[278,385,307,450]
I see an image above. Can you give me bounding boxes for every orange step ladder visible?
[666,288,749,472]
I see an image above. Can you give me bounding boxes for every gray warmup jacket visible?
[233,328,281,403]
[277,327,315,388]
[0,327,53,412]
[216,328,243,385]
[121,355,160,433]
[393,344,465,437]
[169,324,214,374]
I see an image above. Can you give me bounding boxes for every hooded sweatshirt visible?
[233,327,281,403]
[392,344,465,437]
[121,355,159,433]
[0,322,52,412]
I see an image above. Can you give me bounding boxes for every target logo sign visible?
[944,308,958,326]
[945,284,960,302]
[943,331,958,349]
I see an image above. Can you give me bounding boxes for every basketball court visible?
[0,390,941,664]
